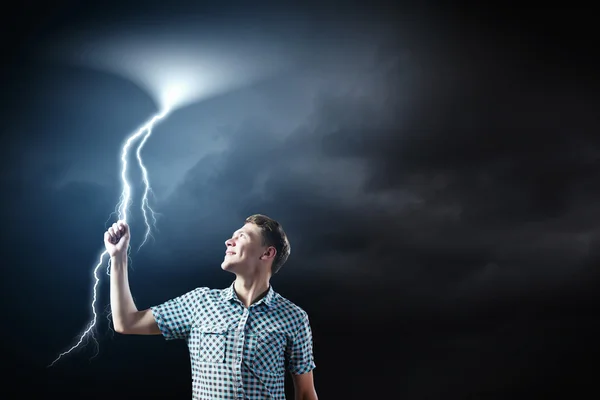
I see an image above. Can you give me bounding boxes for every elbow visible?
[296,390,318,400]
[112,319,128,334]
[113,323,125,334]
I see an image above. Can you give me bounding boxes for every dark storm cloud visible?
[144,16,600,314]
[148,38,450,291]
[5,4,598,316]
[318,31,600,298]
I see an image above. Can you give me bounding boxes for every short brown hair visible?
[245,214,290,274]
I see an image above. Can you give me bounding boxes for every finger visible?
[108,227,118,240]
[105,231,116,244]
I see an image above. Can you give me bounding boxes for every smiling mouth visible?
[225,252,236,256]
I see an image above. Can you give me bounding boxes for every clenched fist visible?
[104,220,130,258]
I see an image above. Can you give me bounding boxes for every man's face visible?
[221,223,267,273]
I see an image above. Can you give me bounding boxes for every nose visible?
[225,238,235,247]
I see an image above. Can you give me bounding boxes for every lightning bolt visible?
[136,119,162,251]
[49,107,170,367]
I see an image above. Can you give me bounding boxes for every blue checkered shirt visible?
[150,281,316,400]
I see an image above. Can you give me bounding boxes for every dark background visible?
[1,1,599,399]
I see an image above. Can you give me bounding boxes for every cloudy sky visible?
[1,1,598,399]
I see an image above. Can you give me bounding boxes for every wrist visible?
[111,254,128,268]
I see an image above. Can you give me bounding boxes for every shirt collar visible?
[221,281,275,308]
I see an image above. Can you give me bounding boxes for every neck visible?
[233,274,270,308]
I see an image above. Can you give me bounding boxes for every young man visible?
[106,214,318,400]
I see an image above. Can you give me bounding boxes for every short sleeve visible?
[286,312,316,375]
[150,287,206,340]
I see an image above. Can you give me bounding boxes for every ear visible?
[260,246,277,261]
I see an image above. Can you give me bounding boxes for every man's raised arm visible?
[105,220,161,335]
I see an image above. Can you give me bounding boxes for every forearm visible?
[110,255,139,332]
[292,370,318,400]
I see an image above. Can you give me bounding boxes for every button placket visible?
[233,308,249,393]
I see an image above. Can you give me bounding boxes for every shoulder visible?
[272,292,310,322]
[189,286,229,301]
[205,287,229,299]
[187,287,211,297]
[171,287,211,304]
[171,286,234,305]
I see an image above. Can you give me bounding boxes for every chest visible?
[187,300,292,373]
